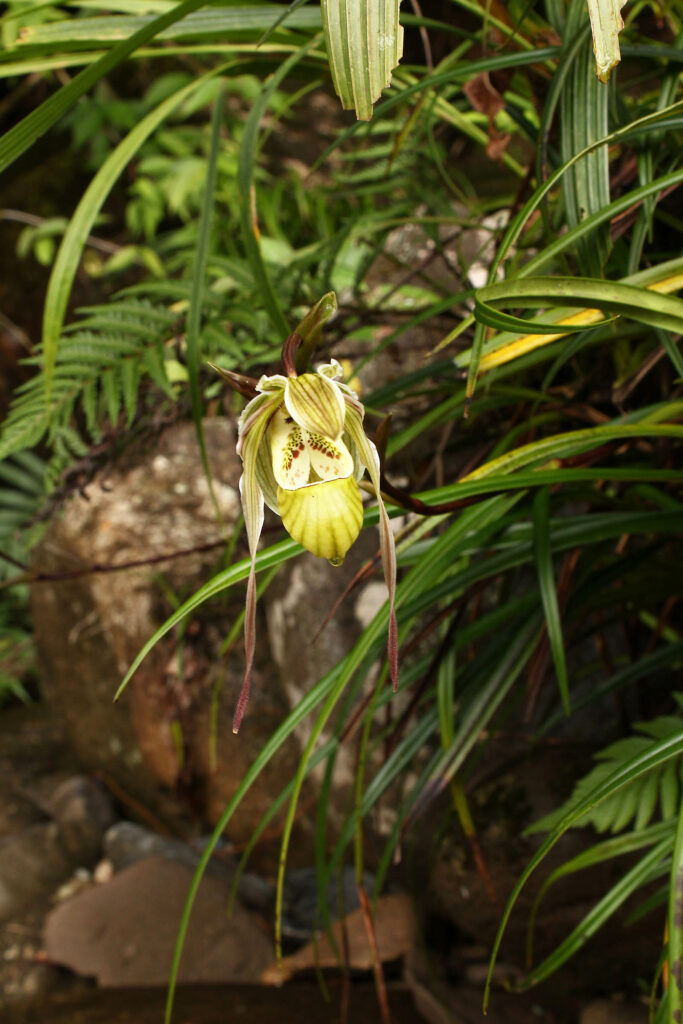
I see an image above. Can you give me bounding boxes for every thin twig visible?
[0,538,227,591]
[408,0,433,71]
[357,885,392,1024]
[0,208,122,255]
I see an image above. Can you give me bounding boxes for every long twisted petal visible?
[233,392,282,733]
[344,404,399,690]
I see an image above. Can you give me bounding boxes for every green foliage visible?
[0,0,681,1017]
[531,709,683,837]
[0,451,41,697]
[0,297,176,466]
[0,590,35,705]
[0,451,47,577]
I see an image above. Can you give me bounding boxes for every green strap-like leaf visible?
[526,820,675,965]
[41,62,232,400]
[237,44,316,337]
[463,99,683,402]
[185,82,226,523]
[669,800,683,1024]
[484,728,683,1011]
[456,258,683,372]
[16,5,322,45]
[559,38,611,275]
[475,277,683,336]
[0,0,209,176]
[533,487,570,715]
[520,837,672,988]
[321,0,403,120]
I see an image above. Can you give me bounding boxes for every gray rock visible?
[48,776,116,862]
[282,866,376,941]
[44,855,273,985]
[262,542,379,834]
[104,821,233,881]
[0,824,74,922]
[104,821,276,914]
[580,1000,649,1024]
[29,419,304,845]
[262,892,416,984]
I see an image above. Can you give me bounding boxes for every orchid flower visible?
[211,296,398,733]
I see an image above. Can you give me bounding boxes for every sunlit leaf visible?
[587,0,627,83]
[322,0,403,120]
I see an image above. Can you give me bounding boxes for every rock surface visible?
[29,419,304,844]
[0,824,76,922]
[262,543,375,794]
[44,855,273,985]
[3,981,428,1024]
[0,711,113,1007]
[29,416,397,853]
[0,731,115,923]
[262,892,416,984]
[103,820,231,877]
[281,866,375,941]
[580,1000,649,1024]
[48,775,116,862]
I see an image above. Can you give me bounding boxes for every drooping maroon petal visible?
[232,391,281,732]
[344,404,399,691]
[233,560,257,733]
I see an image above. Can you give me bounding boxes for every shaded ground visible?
[0,707,81,1007]
[2,979,603,1024]
[5,982,426,1024]
[0,702,658,1024]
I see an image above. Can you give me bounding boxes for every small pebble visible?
[94,859,114,884]
[53,871,92,903]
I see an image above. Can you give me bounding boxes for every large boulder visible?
[44,855,273,985]
[30,419,301,843]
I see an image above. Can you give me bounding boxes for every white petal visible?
[316,359,344,380]
[269,407,311,490]
[256,373,288,393]
[306,430,355,481]
[255,435,279,513]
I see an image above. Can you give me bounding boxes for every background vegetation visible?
[0,0,681,1019]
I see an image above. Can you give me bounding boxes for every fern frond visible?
[529,709,683,836]
[0,297,177,463]
[117,281,203,303]
[0,452,48,580]
[121,357,140,426]
[101,367,122,426]
[74,299,181,327]
[68,315,171,339]
[0,276,280,467]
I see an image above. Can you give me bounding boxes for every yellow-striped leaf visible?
[321,0,403,120]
